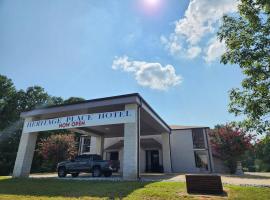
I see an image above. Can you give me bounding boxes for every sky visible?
[0,0,243,128]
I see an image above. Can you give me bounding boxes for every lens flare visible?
[137,0,164,15]
[144,0,160,7]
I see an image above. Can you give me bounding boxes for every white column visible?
[162,132,172,173]
[79,137,83,155]
[13,118,38,178]
[96,136,104,158]
[123,104,138,180]
[90,137,97,154]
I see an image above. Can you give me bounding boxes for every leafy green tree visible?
[0,74,86,175]
[0,75,17,130]
[218,0,270,134]
[48,96,64,106]
[255,134,270,171]
[241,148,256,172]
[0,84,53,175]
[16,86,53,112]
[64,97,85,104]
[0,83,55,131]
[0,75,16,108]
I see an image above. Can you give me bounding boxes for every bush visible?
[37,134,78,171]
[255,135,270,172]
[209,125,254,174]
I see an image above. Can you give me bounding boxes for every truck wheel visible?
[71,173,79,178]
[104,171,112,177]
[92,167,101,177]
[58,167,67,178]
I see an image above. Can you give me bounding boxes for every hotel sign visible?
[22,110,136,133]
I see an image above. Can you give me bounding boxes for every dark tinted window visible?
[75,155,92,161]
[192,129,205,149]
[93,155,102,161]
[82,137,91,153]
[75,156,82,161]
[110,152,119,160]
[194,150,208,170]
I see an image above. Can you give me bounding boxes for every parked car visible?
[57,154,118,178]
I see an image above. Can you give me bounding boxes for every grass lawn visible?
[0,176,269,200]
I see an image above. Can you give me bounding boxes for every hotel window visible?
[192,129,205,149]
[194,150,208,170]
[81,136,91,154]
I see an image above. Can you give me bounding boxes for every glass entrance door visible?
[146,150,160,172]
[110,151,119,161]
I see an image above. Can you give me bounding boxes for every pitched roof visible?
[170,125,209,130]
[20,93,170,132]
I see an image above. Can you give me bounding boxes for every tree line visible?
[0,74,83,175]
[211,0,270,173]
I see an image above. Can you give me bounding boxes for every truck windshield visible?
[93,155,102,160]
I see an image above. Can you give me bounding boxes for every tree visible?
[0,75,16,109]
[0,84,55,131]
[255,134,270,171]
[64,97,85,104]
[209,125,254,173]
[0,85,54,175]
[0,75,17,130]
[218,0,270,134]
[0,74,85,175]
[37,134,78,171]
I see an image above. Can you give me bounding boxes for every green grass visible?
[0,176,269,200]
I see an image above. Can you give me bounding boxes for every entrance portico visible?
[13,93,171,180]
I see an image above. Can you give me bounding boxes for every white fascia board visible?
[20,96,138,118]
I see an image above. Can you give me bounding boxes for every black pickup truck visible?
[57,154,118,178]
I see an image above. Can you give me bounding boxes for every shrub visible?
[37,134,77,171]
[255,135,270,172]
[209,125,254,173]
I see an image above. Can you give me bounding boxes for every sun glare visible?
[144,0,160,7]
[138,0,163,15]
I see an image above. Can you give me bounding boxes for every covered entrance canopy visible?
[13,93,172,180]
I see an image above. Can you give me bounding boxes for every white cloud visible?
[187,46,202,59]
[176,0,237,45]
[161,35,181,56]
[204,37,226,63]
[112,56,182,90]
[162,0,238,61]
[161,35,202,59]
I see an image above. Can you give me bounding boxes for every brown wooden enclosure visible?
[185,174,223,194]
